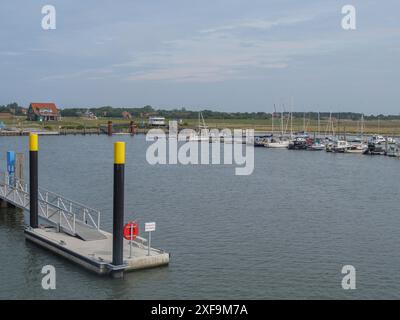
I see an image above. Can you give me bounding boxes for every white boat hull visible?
[265,141,289,148]
[188,136,210,142]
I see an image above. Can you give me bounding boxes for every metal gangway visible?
[0,171,106,241]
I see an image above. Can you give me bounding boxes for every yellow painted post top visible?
[114,141,125,164]
[29,133,39,151]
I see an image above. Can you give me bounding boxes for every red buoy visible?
[123,221,138,240]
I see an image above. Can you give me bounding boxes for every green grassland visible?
[182,118,400,135]
[1,116,129,130]
[2,116,400,135]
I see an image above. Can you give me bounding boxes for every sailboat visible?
[265,107,289,148]
[188,112,210,142]
[324,112,336,152]
[346,114,368,153]
[308,112,325,151]
[266,138,290,148]
[333,119,351,153]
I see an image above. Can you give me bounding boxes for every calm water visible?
[1,135,400,299]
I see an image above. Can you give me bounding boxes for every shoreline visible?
[1,129,400,138]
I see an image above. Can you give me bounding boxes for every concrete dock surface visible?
[25,226,170,275]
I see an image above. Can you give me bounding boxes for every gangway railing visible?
[0,171,101,235]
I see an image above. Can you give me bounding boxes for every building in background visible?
[27,103,60,121]
[82,109,97,119]
[122,111,132,119]
[148,116,166,126]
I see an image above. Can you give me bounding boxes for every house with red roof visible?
[27,103,60,121]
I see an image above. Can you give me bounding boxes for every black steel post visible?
[29,134,38,228]
[112,142,125,267]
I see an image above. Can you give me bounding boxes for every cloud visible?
[114,23,331,83]
[0,51,24,56]
[35,9,379,84]
[40,67,115,81]
[199,16,315,34]
[107,13,334,83]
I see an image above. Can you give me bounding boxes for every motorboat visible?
[332,140,350,153]
[365,135,387,155]
[386,142,400,157]
[254,135,270,147]
[307,141,325,151]
[288,137,308,150]
[345,143,368,154]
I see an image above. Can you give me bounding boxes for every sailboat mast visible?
[361,114,364,141]
[290,112,293,138]
[198,112,200,131]
[329,112,333,137]
[290,98,293,138]
[272,104,275,135]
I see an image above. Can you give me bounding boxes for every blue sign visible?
[7,151,15,174]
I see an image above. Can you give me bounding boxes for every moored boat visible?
[188,111,209,141]
[307,142,325,151]
[265,137,290,148]
[254,135,270,147]
[307,136,325,151]
[288,137,308,150]
[345,143,368,154]
[325,141,334,152]
[332,140,350,153]
[386,140,399,157]
[365,135,387,155]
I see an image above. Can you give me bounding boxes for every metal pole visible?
[148,231,151,256]
[112,142,125,267]
[129,223,133,258]
[29,133,39,228]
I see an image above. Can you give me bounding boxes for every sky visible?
[0,0,399,114]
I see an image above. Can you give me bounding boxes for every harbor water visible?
[1,135,400,299]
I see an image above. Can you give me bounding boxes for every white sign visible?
[145,222,156,232]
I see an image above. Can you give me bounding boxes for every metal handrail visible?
[0,170,101,234]
[4,171,100,213]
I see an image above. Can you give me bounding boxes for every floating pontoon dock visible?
[24,227,170,275]
[0,136,169,277]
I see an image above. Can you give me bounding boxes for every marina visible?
[1,134,400,298]
[252,115,399,157]
[1,0,399,303]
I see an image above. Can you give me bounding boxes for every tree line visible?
[1,102,399,120]
[0,103,25,115]
[57,106,400,121]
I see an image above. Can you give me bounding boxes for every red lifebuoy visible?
[123,221,138,240]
